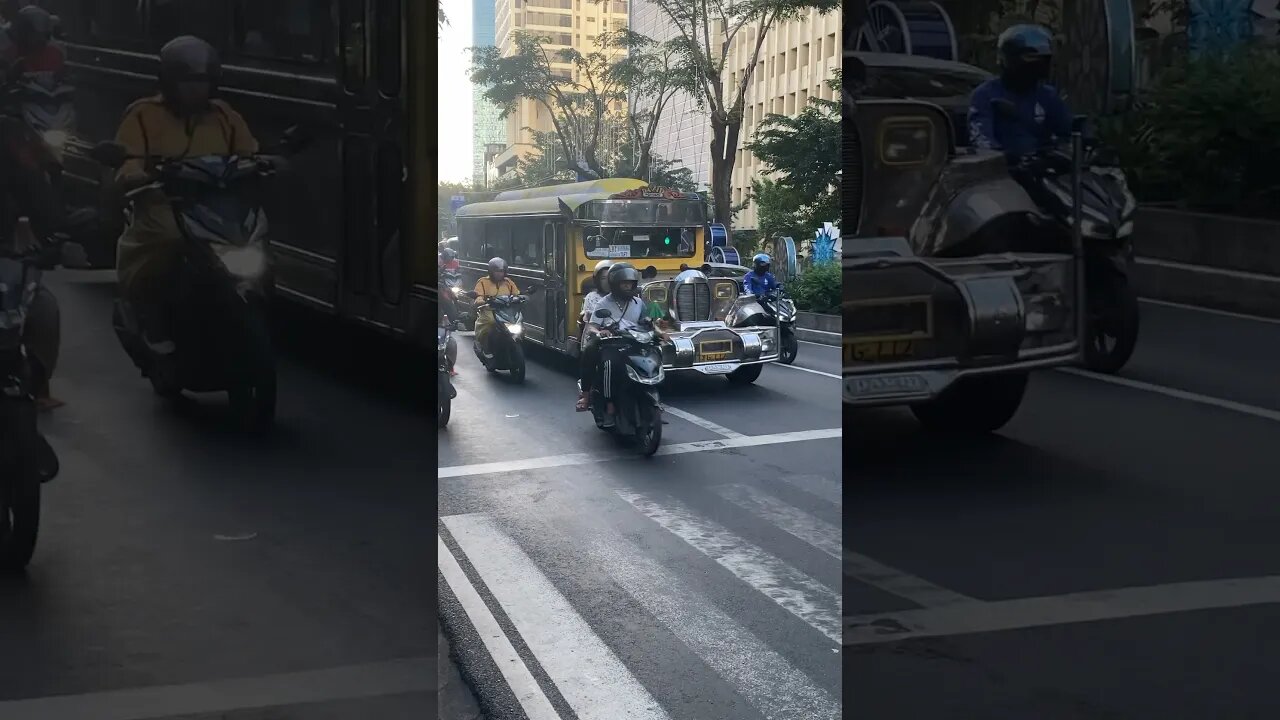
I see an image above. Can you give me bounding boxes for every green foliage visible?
[1103,46,1280,217]
[787,259,841,314]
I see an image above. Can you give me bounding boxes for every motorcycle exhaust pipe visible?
[1071,117,1087,359]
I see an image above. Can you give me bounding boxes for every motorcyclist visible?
[113,36,258,354]
[440,247,461,272]
[437,271,458,375]
[575,259,611,411]
[584,262,650,427]
[2,5,63,81]
[743,253,779,296]
[967,24,1072,157]
[472,256,519,350]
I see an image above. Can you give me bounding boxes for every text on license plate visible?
[697,362,737,375]
[845,373,929,399]
[845,340,915,363]
[699,340,734,362]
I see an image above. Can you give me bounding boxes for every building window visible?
[827,32,836,58]
[801,43,810,67]
[788,48,797,72]
[527,11,573,27]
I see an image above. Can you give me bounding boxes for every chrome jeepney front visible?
[842,243,1083,406]
[643,271,780,375]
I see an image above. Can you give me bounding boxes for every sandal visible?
[575,393,589,412]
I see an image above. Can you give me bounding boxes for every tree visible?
[644,0,839,231]
[744,71,840,239]
[438,1,448,33]
[495,126,699,192]
[471,33,630,180]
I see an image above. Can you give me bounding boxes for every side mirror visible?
[641,265,658,279]
[88,141,128,170]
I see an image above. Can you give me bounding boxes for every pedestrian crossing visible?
[438,474,842,720]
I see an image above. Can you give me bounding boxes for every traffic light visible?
[664,236,671,245]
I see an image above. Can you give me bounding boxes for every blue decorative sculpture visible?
[1188,0,1256,55]
[812,223,840,265]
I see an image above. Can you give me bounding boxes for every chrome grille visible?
[675,282,711,321]
[845,111,863,234]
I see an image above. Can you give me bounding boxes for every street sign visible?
[450,195,466,215]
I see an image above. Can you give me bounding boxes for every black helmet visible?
[607,262,640,300]
[997,24,1053,92]
[487,257,508,276]
[592,259,613,293]
[158,36,222,104]
[12,5,52,46]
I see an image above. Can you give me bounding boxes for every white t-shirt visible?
[581,291,604,321]
[593,294,646,327]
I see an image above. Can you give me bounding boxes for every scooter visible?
[759,287,799,364]
[441,269,471,329]
[584,308,664,456]
[88,126,311,431]
[438,322,455,427]
[468,287,538,383]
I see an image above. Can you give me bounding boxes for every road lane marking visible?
[617,489,842,644]
[661,405,745,438]
[777,474,843,506]
[843,551,977,609]
[1060,367,1280,424]
[0,658,434,720]
[776,364,841,379]
[443,513,670,720]
[799,339,837,347]
[1137,256,1280,282]
[712,483,842,559]
[437,427,842,479]
[1139,297,1280,325]
[438,535,561,720]
[591,536,841,720]
[846,575,1280,646]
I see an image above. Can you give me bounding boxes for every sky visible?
[438,0,476,184]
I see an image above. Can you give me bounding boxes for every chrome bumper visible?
[661,322,780,375]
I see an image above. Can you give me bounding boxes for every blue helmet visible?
[752,253,771,274]
[997,24,1053,89]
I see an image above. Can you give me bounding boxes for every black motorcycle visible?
[88,127,309,430]
[0,235,86,571]
[438,323,455,427]
[759,288,799,364]
[441,270,472,330]
[585,308,664,456]
[469,288,537,383]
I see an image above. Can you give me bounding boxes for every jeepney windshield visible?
[581,198,706,225]
[584,226,698,259]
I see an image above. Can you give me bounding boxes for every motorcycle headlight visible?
[41,129,67,150]
[216,245,266,278]
[451,286,463,296]
[626,364,664,385]
[629,329,655,343]
[505,322,522,336]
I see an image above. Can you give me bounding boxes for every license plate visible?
[845,340,916,363]
[698,340,733,362]
[697,362,737,375]
[844,373,929,400]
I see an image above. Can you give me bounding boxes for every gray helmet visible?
[592,259,613,293]
[159,36,222,102]
[12,5,52,45]
[487,257,508,276]
[607,262,640,299]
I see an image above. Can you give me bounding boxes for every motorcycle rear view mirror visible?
[88,141,128,170]
[59,242,90,269]
[641,265,657,279]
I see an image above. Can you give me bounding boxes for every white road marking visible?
[442,513,669,720]
[1060,367,1280,424]
[0,658,434,720]
[661,405,745,439]
[846,575,1280,646]
[776,363,841,379]
[617,489,842,644]
[437,535,561,720]
[1137,256,1280,282]
[799,339,837,347]
[711,483,842,559]
[798,327,841,337]
[843,551,976,609]
[437,427,842,479]
[1139,296,1280,325]
[777,474,843,506]
[591,537,841,720]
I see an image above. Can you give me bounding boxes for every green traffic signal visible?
[664,236,671,245]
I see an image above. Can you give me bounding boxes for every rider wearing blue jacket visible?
[968,24,1072,157]
[743,253,778,296]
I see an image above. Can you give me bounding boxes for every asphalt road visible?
[848,299,1280,719]
[0,271,433,719]
[438,331,842,719]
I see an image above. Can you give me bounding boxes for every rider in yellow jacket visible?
[473,257,519,349]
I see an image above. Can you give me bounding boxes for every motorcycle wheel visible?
[1084,273,1140,375]
[438,372,452,427]
[780,332,799,365]
[635,397,662,456]
[0,401,41,572]
[727,363,763,384]
[910,372,1028,435]
[509,343,526,384]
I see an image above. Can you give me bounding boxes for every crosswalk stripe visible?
[591,536,841,720]
[616,490,842,644]
[437,535,561,720]
[711,483,842,560]
[442,513,670,720]
[776,474,843,506]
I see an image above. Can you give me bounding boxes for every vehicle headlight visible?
[1024,292,1067,333]
[879,118,933,166]
[451,286,463,296]
[506,322,522,335]
[216,245,266,278]
[41,129,67,150]
[626,364,664,385]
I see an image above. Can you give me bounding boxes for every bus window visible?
[339,0,367,94]
[150,0,228,50]
[511,222,542,270]
[374,0,401,97]
[483,221,513,264]
[80,0,147,48]
[234,0,330,64]
[458,219,487,261]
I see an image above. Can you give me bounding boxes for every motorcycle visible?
[759,287,799,364]
[87,126,310,430]
[438,322,455,427]
[0,233,87,572]
[584,308,664,456]
[441,269,471,329]
[468,286,539,383]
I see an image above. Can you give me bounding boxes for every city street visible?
[848,300,1280,718]
[0,271,432,719]
[438,333,842,719]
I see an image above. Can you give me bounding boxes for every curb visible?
[797,311,841,347]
